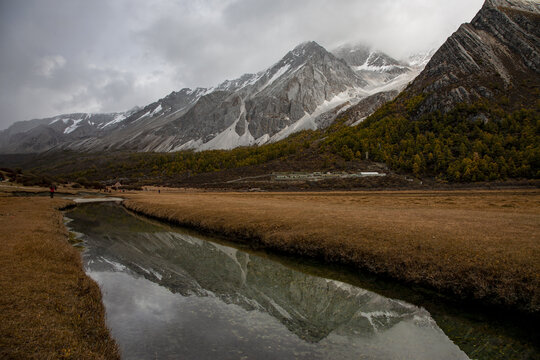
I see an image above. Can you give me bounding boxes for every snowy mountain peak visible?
[291,41,324,54]
[332,43,373,67]
[0,40,429,154]
[333,42,436,70]
[281,41,334,65]
[332,43,405,69]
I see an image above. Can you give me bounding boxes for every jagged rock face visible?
[244,42,366,139]
[411,0,540,114]
[161,91,243,143]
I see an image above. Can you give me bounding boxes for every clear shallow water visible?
[66,203,537,360]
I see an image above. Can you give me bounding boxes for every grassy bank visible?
[123,189,540,314]
[0,196,119,359]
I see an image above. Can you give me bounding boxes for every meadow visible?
[0,196,119,359]
[124,189,540,314]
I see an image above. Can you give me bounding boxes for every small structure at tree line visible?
[113,181,122,190]
[272,171,386,181]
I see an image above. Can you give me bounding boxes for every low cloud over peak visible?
[0,0,484,129]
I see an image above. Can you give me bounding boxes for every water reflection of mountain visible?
[72,205,439,344]
[90,231,440,343]
[67,204,469,359]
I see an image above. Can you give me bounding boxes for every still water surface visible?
[66,203,536,360]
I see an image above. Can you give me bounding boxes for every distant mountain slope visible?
[0,41,430,154]
[332,44,432,95]
[333,44,408,77]
[0,112,135,154]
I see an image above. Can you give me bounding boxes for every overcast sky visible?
[0,0,484,129]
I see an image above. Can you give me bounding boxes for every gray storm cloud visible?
[0,0,484,129]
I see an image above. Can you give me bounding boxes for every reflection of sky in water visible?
[90,271,321,360]
[72,204,469,360]
[89,270,468,360]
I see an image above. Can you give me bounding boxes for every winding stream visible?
[66,203,538,360]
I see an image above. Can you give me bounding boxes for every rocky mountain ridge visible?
[407,0,539,115]
[0,41,430,154]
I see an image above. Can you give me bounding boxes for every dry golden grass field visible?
[124,189,540,313]
[0,183,83,197]
[0,196,119,359]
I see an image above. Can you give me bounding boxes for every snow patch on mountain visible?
[259,64,291,91]
[351,117,367,127]
[255,134,270,145]
[151,104,162,116]
[245,73,263,87]
[50,117,71,125]
[64,119,83,134]
[364,68,423,95]
[269,89,365,143]
[134,111,151,122]
[171,139,204,152]
[100,114,127,129]
[354,63,409,73]
[203,87,215,96]
[268,111,311,143]
[198,101,254,151]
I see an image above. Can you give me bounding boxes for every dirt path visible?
[0,196,119,359]
[123,189,540,314]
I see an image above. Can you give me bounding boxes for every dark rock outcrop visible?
[410,0,539,115]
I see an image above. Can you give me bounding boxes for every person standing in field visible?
[49,185,55,198]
